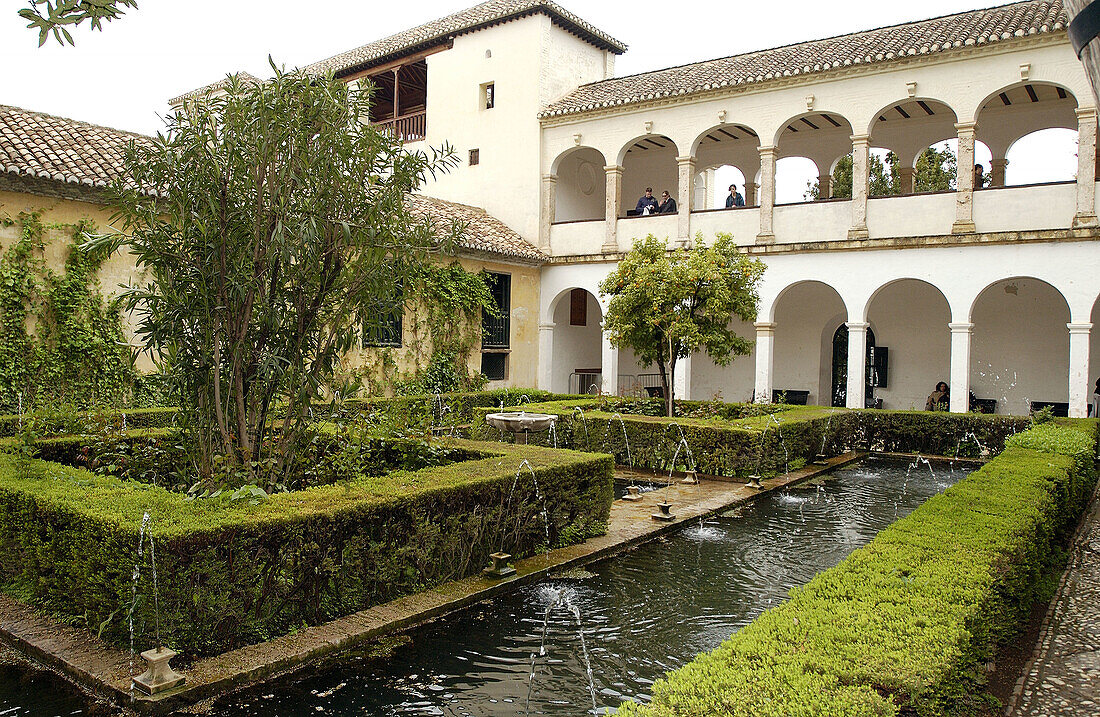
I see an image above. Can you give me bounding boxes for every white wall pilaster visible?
[537,323,554,391]
[953,122,977,234]
[1074,108,1098,228]
[753,321,775,403]
[603,165,622,253]
[1069,322,1093,417]
[756,146,777,244]
[949,322,973,413]
[601,329,619,396]
[849,135,870,239]
[846,322,869,409]
[539,174,557,253]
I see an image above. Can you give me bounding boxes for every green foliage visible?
[1006,422,1094,455]
[18,0,137,47]
[0,406,177,439]
[807,145,957,200]
[102,66,460,483]
[0,211,134,413]
[618,422,1098,717]
[600,234,764,416]
[0,439,613,656]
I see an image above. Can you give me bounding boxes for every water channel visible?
[0,456,964,715]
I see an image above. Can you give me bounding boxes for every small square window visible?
[481,353,506,381]
[482,82,495,110]
[469,148,480,166]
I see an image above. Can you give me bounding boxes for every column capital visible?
[754,321,777,332]
[676,155,697,166]
[1068,322,1094,334]
[1075,106,1098,120]
[850,133,871,145]
[954,121,978,134]
[758,145,777,157]
[538,323,555,331]
[949,322,974,333]
[603,164,624,175]
[845,321,870,331]
[542,173,558,183]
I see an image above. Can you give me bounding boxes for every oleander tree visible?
[19,0,137,46]
[100,65,459,485]
[600,234,764,417]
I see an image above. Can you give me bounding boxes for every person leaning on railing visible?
[725,184,745,208]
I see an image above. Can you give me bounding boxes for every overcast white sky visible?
[0,0,1081,201]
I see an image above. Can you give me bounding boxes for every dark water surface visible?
[0,457,963,716]
[209,457,962,716]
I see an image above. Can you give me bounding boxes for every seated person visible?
[657,190,677,214]
[635,187,659,215]
[925,381,949,411]
[725,184,745,208]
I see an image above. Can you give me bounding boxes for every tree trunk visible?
[667,355,677,418]
[1066,1,1100,106]
[655,356,671,417]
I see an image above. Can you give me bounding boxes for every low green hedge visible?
[618,420,1098,716]
[471,400,1031,478]
[0,407,179,439]
[0,438,613,657]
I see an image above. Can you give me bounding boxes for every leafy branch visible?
[19,0,137,46]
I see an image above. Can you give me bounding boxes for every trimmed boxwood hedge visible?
[471,400,1031,478]
[616,420,1098,716]
[0,439,612,657]
[0,406,179,438]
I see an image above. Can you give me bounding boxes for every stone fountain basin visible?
[485,412,556,433]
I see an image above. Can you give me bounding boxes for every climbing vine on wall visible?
[356,260,497,396]
[0,211,134,412]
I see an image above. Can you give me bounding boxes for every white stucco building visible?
[195,0,1099,416]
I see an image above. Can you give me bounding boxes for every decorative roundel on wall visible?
[578,161,598,195]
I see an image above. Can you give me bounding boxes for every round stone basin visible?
[485,411,556,434]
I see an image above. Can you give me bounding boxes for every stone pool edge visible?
[0,452,864,715]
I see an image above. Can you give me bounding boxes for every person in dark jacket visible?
[635,187,659,215]
[725,184,745,208]
[657,190,677,214]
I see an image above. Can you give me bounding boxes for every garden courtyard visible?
[2,0,1100,715]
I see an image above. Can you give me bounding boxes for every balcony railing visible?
[373,111,426,143]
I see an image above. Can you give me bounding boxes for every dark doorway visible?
[831,325,876,407]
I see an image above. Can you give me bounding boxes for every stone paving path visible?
[1012,483,1100,717]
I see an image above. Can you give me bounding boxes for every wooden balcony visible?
[373,111,426,143]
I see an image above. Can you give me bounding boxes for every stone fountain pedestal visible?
[485,412,556,445]
[651,501,676,521]
[622,485,645,501]
[132,647,185,695]
[746,475,763,489]
[680,470,699,485]
[483,552,517,578]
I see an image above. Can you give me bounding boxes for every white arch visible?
[760,279,848,324]
[690,123,763,157]
[860,277,952,323]
[967,275,1071,323]
[551,145,607,175]
[615,134,680,167]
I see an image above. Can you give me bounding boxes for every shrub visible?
[0,439,613,656]
[617,422,1098,716]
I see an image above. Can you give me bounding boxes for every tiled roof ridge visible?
[168,71,263,107]
[302,0,626,78]
[0,103,153,143]
[541,0,1068,119]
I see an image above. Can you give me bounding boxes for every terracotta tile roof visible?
[168,71,262,107]
[303,0,626,78]
[541,0,1069,119]
[406,194,545,263]
[0,104,150,189]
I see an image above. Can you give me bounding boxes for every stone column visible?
[949,322,973,413]
[674,354,692,401]
[745,181,758,207]
[676,155,696,246]
[953,122,977,234]
[1068,322,1093,417]
[756,146,777,243]
[753,321,775,403]
[845,322,869,409]
[603,165,623,253]
[898,166,916,195]
[703,168,717,209]
[817,173,832,199]
[1074,108,1098,228]
[601,329,619,396]
[849,135,870,239]
[538,323,554,391]
[539,174,557,253]
[989,158,1008,187]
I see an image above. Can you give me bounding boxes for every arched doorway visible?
[550,288,603,394]
[831,325,877,408]
[771,280,847,406]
